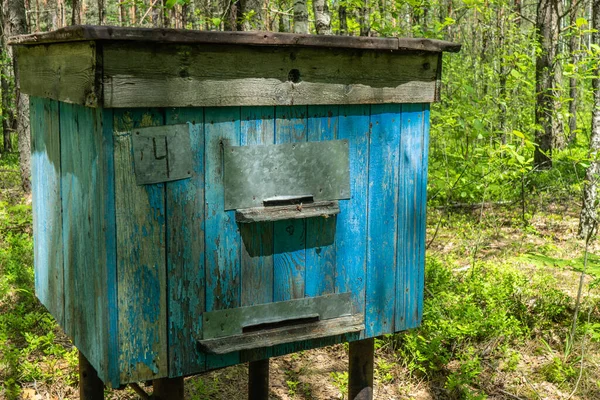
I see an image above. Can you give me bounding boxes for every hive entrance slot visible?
[242,315,319,334]
[263,195,314,207]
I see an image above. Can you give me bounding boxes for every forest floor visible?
[2,155,600,400]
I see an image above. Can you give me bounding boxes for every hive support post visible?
[153,377,184,400]
[248,358,270,400]
[79,351,104,400]
[348,338,374,400]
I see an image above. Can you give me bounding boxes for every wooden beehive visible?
[12,25,460,388]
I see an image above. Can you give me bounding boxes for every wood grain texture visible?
[10,25,461,53]
[417,105,430,326]
[365,104,401,338]
[113,109,168,384]
[335,105,370,339]
[238,107,275,364]
[305,105,338,298]
[204,107,241,370]
[239,107,274,308]
[164,109,206,377]
[102,43,440,108]
[236,201,339,223]
[30,97,64,327]
[16,42,99,107]
[273,106,307,303]
[198,315,364,354]
[395,104,427,332]
[60,102,116,385]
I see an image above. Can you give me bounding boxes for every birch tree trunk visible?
[578,0,600,239]
[3,0,30,192]
[312,0,331,34]
[72,0,81,23]
[293,0,308,33]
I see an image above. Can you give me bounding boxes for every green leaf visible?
[512,130,525,139]
[576,18,588,28]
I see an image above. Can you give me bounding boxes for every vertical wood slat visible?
[30,97,64,328]
[239,106,275,308]
[204,107,241,370]
[305,105,338,298]
[273,106,307,303]
[396,104,427,332]
[239,106,275,364]
[335,105,370,339]
[113,109,168,383]
[365,104,401,338]
[417,105,430,325]
[165,108,206,377]
[60,102,115,384]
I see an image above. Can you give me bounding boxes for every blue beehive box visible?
[13,26,459,387]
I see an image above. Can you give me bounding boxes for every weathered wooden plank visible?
[335,105,370,337]
[164,109,206,377]
[236,201,339,223]
[395,104,428,332]
[30,97,64,327]
[204,107,241,370]
[113,109,168,384]
[102,43,440,108]
[273,106,307,303]
[103,108,120,388]
[365,104,401,338]
[417,105,430,326]
[305,105,338,299]
[203,292,352,339]
[198,315,364,354]
[9,25,461,53]
[60,102,116,385]
[16,42,99,107]
[239,106,275,364]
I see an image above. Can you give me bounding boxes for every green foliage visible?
[330,371,348,398]
[394,255,578,397]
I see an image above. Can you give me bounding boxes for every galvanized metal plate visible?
[223,140,350,210]
[131,124,193,185]
[202,292,353,339]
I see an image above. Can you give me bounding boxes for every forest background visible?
[2,0,600,398]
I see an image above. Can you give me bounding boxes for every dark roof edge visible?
[9,25,461,53]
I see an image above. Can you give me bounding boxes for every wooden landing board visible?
[198,315,365,354]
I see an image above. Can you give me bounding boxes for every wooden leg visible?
[79,351,104,400]
[153,377,184,400]
[248,359,269,400]
[348,338,374,400]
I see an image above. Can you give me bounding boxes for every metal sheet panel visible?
[131,124,193,185]
[223,140,350,210]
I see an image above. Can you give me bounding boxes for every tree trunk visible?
[97,0,104,24]
[293,0,308,33]
[3,0,30,192]
[568,1,580,144]
[359,0,369,36]
[578,0,600,239]
[312,0,331,34]
[72,0,81,24]
[239,0,264,30]
[338,4,347,34]
[533,0,561,169]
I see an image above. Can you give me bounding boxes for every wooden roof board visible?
[9,25,461,53]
